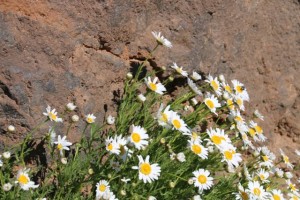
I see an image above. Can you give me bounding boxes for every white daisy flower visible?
[221,82,233,94]
[151,31,172,48]
[286,179,298,193]
[156,104,174,128]
[176,152,186,162]
[235,183,249,200]
[66,102,76,111]
[204,94,221,115]
[192,195,202,200]
[233,95,245,111]
[15,168,39,190]
[287,192,300,200]
[188,78,203,96]
[270,189,285,200]
[280,149,294,169]
[254,109,264,121]
[106,115,115,125]
[85,113,96,124]
[53,135,72,156]
[129,125,149,150]
[188,139,208,159]
[191,71,202,81]
[232,79,249,101]
[169,112,191,135]
[221,144,242,169]
[43,105,63,122]
[145,77,166,95]
[275,167,284,178]
[192,169,214,191]
[226,98,235,110]
[206,128,231,149]
[247,181,269,200]
[249,121,266,142]
[96,180,110,199]
[256,168,270,183]
[205,75,222,96]
[132,155,161,183]
[105,136,120,155]
[171,62,188,77]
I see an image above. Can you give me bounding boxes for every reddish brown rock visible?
[0,0,299,158]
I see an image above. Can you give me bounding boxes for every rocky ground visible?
[0,0,299,160]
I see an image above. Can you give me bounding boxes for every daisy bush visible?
[1,31,300,200]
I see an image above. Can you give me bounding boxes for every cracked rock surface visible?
[0,1,299,157]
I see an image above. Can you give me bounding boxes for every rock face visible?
[0,1,299,154]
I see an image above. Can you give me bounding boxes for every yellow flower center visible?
[176,68,183,74]
[283,155,289,163]
[292,195,299,200]
[162,113,168,122]
[253,188,261,196]
[57,143,63,150]
[131,133,141,143]
[120,145,126,155]
[224,150,234,160]
[197,175,207,184]
[49,112,57,121]
[18,174,29,184]
[273,194,281,200]
[205,99,215,109]
[290,183,296,191]
[211,135,224,145]
[236,86,243,93]
[107,143,113,151]
[87,117,94,123]
[236,98,243,106]
[249,128,256,137]
[255,125,262,134]
[235,116,243,122]
[225,85,232,93]
[140,163,152,175]
[172,119,181,129]
[259,174,265,180]
[149,83,157,91]
[211,80,219,91]
[241,192,249,200]
[99,184,106,192]
[227,99,234,110]
[192,144,202,154]
[262,155,269,162]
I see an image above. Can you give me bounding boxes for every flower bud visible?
[2,183,12,191]
[61,158,67,165]
[126,72,133,79]
[168,76,174,82]
[120,190,126,196]
[138,94,146,102]
[188,178,194,185]
[7,125,15,132]
[66,102,76,111]
[88,168,94,175]
[191,98,198,106]
[169,181,176,188]
[160,138,166,144]
[71,115,79,122]
[3,151,11,159]
[106,115,115,125]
